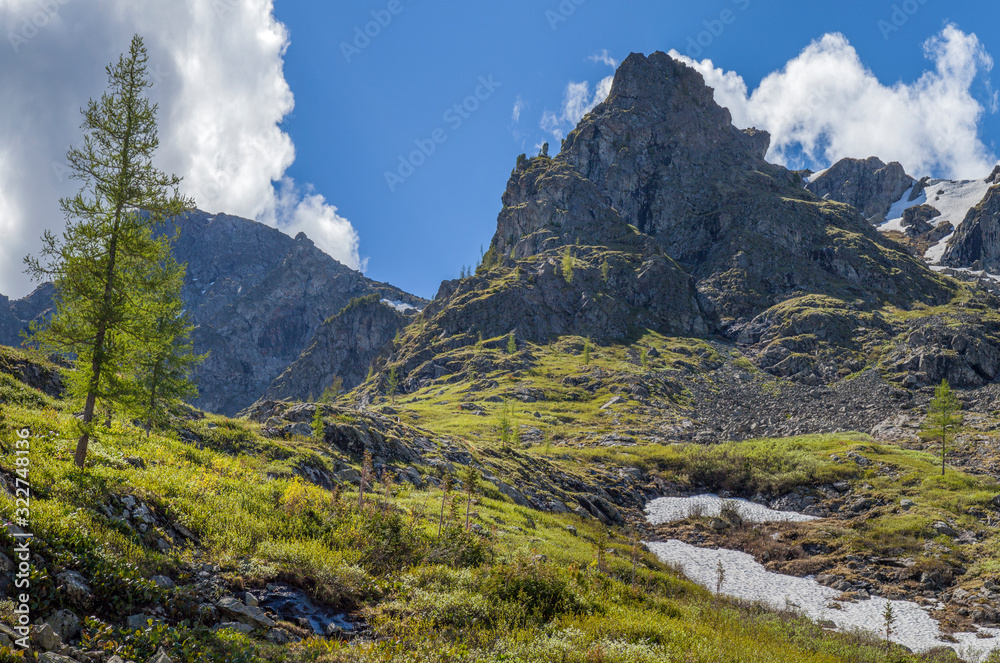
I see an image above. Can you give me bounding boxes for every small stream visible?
[644,495,1000,662]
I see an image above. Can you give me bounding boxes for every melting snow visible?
[645,496,1000,660]
[645,494,818,525]
[382,299,423,313]
[880,178,992,265]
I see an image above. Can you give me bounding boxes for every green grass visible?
[3,348,996,663]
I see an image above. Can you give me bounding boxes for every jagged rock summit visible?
[356,52,1000,396]
[805,157,914,223]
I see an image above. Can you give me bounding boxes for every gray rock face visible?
[807,157,914,221]
[55,570,91,605]
[942,184,1000,271]
[901,204,942,237]
[0,211,425,415]
[263,297,410,403]
[44,610,80,643]
[216,596,275,629]
[0,283,53,347]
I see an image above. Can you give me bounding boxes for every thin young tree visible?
[922,379,963,476]
[358,450,373,510]
[462,466,480,529]
[24,35,192,468]
[437,470,453,538]
[385,365,399,403]
[131,253,204,436]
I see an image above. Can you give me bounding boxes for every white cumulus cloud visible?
[541,50,617,140]
[541,77,614,140]
[0,0,364,299]
[670,25,998,179]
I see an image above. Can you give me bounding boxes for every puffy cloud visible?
[670,25,998,179]
[275,178,365,272]
[541,76,614,140]
[541,50,617,140]
[0,0,363,298]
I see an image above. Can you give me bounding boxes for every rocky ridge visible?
[0,211,426,415]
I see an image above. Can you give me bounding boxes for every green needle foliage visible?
[923,379,963,476]
[561,246,574,284]
[23,35,194,468]
[132,254,204,436]
[462,465,480,529]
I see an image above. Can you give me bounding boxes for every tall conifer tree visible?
[25,35,194,467]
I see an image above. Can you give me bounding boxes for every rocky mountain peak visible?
[806,157,914,222]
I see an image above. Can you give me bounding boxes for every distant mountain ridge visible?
[0,210,426,415]
[808,158,1000,276]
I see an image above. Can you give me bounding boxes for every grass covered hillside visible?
[3,344,1000,663]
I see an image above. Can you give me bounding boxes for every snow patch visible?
[879,177,992,265]
[645,494,818,525]
[806,168,829,184]
[646,540,1000,660]
[382,299,422,313]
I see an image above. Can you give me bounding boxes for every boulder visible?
[216,596,275,629]
[151,575,175,589]
[149,648,175,663]
[44,610,80,643]
[37,654,79,663]
[55,570,92,605]
[31,623,62,651]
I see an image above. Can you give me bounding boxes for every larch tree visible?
[131,252,204,436]
[24,35,193,468]
[923,379,963,476]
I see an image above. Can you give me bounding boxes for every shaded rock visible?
[31,623,62,651]
[263,295,410,404]
[807,157,914,221]
[45,610,80,643]
[55,570,91,605]
[149,648,175,663]
[943,183,1000,272]
[37,654,79,663]
[151,575,175,589]
[216,596,275,629]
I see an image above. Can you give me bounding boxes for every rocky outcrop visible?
[941,184,1000,271]
[901,204,942,237]
[0,283,54,347]
[0,211,426,415]
[372,52,964,397]
[263,296,411,403]
[807,157,914,222]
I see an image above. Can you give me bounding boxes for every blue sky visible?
[1,1,998,300]
[273,1,1000,300]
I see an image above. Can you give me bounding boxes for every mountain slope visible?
[367,51,978,398]
[261,294,413,404]
[0,210,427,415]
[810,158,1000,279]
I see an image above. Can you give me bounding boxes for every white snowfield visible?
[381,299,423,313]
[644,494,818,525]
[645,496,1000,660]
[879,176,993,266]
